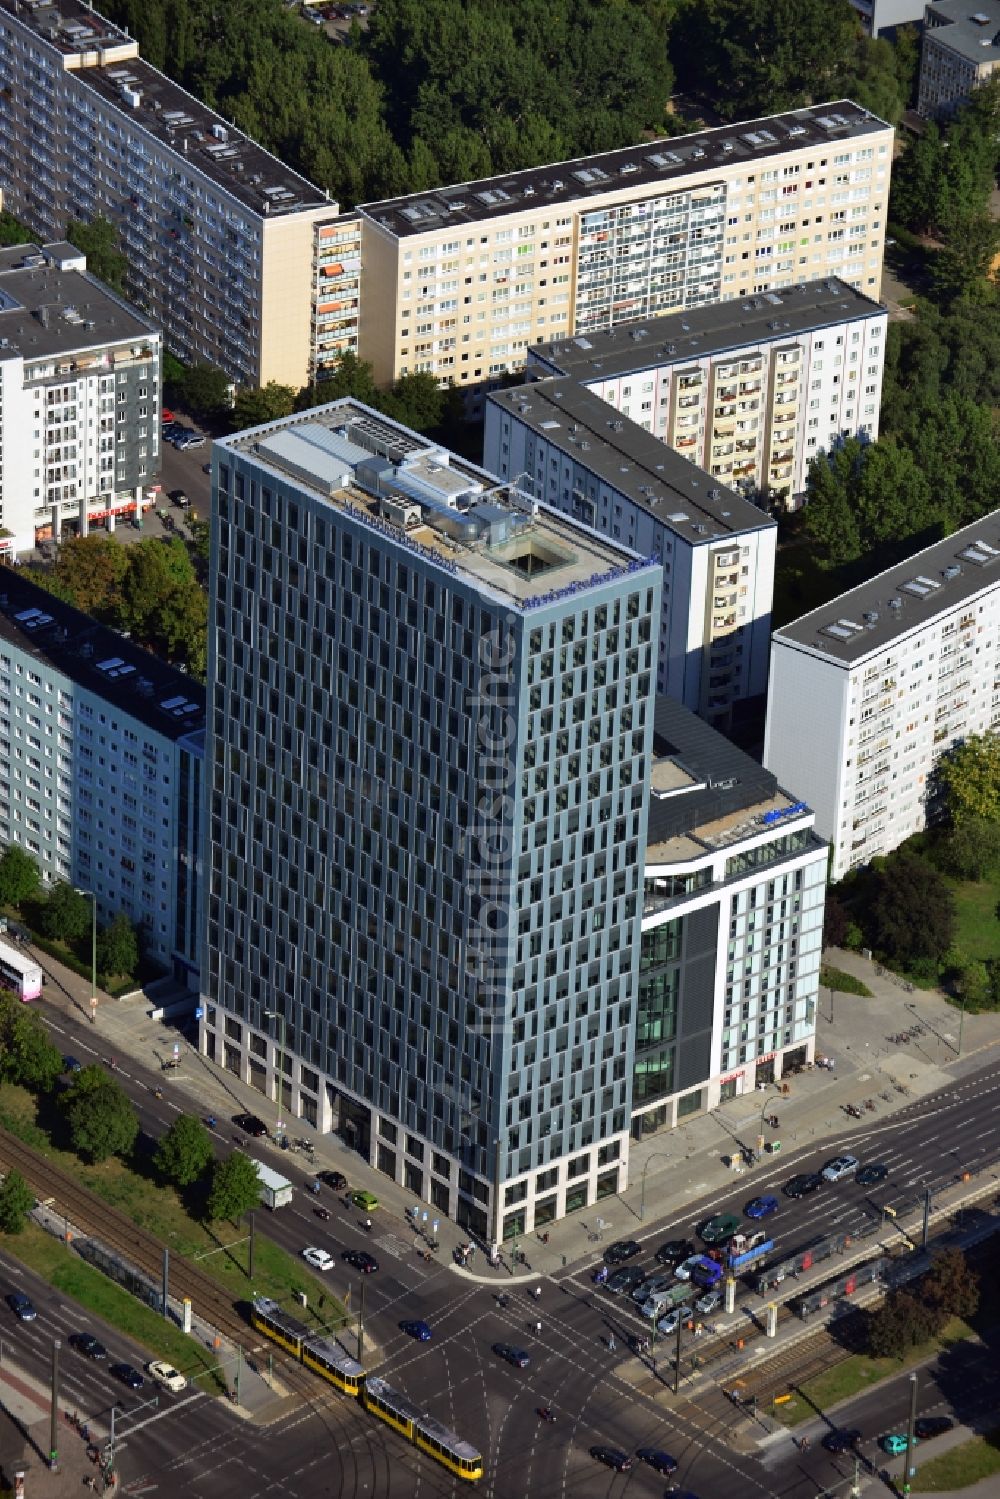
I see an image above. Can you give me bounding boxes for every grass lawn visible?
[773,1317,971,1427]
[4,1222,225,1389]
[912,1430,1000,1492]
[0,1083,344,1325]
[947,874,1000,965]
[820,964,873,998]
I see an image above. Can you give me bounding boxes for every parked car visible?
[745,1194,779,1219]
[699,1213,741,1245]
[110,1362,144,1390]
[603,1239,641,1266]
[6,1292,36,1322]
[302,1247,335,1271]
[631,1273,671,1303]
[161,408,175,424]
[146,1360,188,1393]
[169,489,191,509]
[915,1417,953,1440]
[232,1112,268,1138]
[694,1288,723,1315]
[177,433,206,450]
[822,1154,859,1183]
[784,1172,823,1198]
[492,1343,530,1368]
[856,1162,889,1187]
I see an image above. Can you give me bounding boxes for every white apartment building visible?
[918,1,1000,117]
[354,101,893,402]
[526,278,887,507]
[0,573,204,983]
[634,698,826,1145]
[846,0,926,37]
[764,514,1000,881]
[0,241,161,554]
[485,379,776,732]
[0,0,338,388]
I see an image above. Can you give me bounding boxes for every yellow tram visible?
[250,1298,482,1482]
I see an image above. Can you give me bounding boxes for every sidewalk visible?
[0,1357,114,1495]
[34,940,1000,1281]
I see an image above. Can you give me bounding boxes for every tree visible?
[61,1066,139,1163]
[298,351,378,410]
[206,1151,262,1224]
[0,210,34,249]
[378,372,445,433]
[96,913,139,982]
[939,819,1000,881]
[0,995,64,1092]
[936,732,1000,827]
[823,894,851,950]
[39,535,130,621]
[867,1289,939,1358]
[177,364,231,421]
[155,1115,214,1188]
[871,851,957,965]
[0,1170,35,1234]
[39,883,91,944]
[0,845,40,908]
[66,216,127,292]
[119,537,208,679]
[931,213,1000,305]
[231,382,297,430]
[954,960,992,1012]
[922,1248,980,1321]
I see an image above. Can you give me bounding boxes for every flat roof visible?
[0,0,331,218]
[773,512,1000,664]
[644,698,818,867]
[489,380,776,544]
[0,573,205,742]
[924,0,1000,63]
[221,401,656,611]
[529,278,886,383]
[359,101,891,238]
[0,244,159,360]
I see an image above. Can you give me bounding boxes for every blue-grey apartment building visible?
[0,573,203,984]
[201,402,662,1239]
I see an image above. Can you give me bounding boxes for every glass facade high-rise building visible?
[201,402,661,1240]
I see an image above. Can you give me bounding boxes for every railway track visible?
[0,1125,321,1401]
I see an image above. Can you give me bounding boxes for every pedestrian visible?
[533,1285,541,1301]
[608,1334,615,1352]
[535,1320,542,1335]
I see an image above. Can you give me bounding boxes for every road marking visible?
[114,1390,203,1442]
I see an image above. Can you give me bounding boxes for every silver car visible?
[822,1154,859,1182]
[657,1304,692,1335]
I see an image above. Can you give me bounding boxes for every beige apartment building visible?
[0,0,338,388]
[354,101,893,405]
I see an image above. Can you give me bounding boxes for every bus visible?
[250,1299,482,1482]
[0,938,42,1001]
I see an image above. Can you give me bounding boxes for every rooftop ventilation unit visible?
[863,611,879,628]
[942,564,962,580]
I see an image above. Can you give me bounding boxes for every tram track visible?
[0,1124,322,1401]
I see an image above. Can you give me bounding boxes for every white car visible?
[302,1246,334,1271]
[822,1154,859,1183]
[146,1360,188,1394]
[673,1255,703,1281]
[657,1305,692,1335]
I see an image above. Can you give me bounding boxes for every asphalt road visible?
[33,996,1000,1498]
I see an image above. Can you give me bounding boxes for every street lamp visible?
[263,1009,287,1137]
[74,888,97,1022]
[639,1152,674,1221]
[757,1082,782,1158]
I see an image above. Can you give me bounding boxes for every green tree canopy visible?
[96,913,140,982]
[231,382,297,430]
[37,535,129,620]
[66,216,127,292]
[871,851,957,965]
[0,995,64,1093]
[922,1248,980,1321]
[867,1289,939,1359]
[177,364,231,421]
[206,1151,262,1224]
[0,846,40,908]
[936,732,1000,826]
[155,1114,214,1188]
[39,883,91,944]
[60,1066,139,1163]
[0,1170,35,1234]
[938,819,1000,882]
[0,209,34,248]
